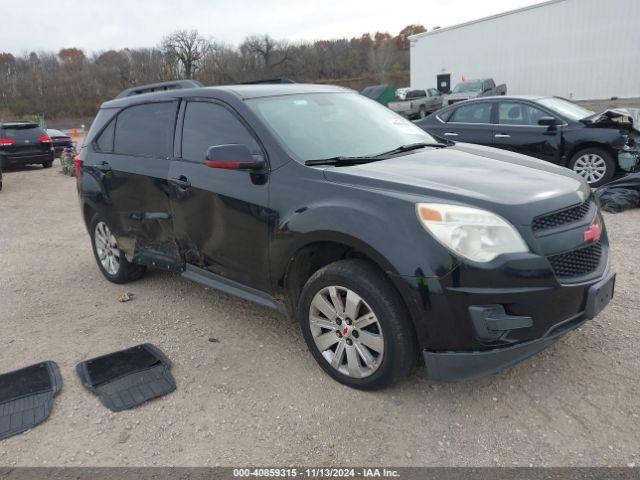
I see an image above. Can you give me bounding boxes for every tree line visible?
[0,25,426,121]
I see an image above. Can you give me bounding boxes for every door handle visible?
[494,134,511,138]
[169,176,191,189]
[95,162,111,172]
[443,132,458,136]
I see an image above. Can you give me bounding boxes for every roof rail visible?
[115,80,204,99]
[240,78,296,85]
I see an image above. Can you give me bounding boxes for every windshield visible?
[452,81,483,93]
[246,93,436,162]
[537,97,594,121]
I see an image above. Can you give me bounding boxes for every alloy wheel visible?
[573,154,607,184]
[308,286,384,378]
[94,221,121,275]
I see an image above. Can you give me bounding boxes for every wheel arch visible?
[566,142,617,165]
[278,232,401,319]
[82,202,97,232]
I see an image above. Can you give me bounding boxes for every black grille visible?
[548,242,603,279]
[532,201,592,233]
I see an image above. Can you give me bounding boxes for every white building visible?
[409,0,640,100]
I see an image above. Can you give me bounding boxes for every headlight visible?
[416,203,529,262]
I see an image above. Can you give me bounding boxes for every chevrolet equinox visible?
[76,81,615,389]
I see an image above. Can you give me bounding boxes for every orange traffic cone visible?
[73,128,79,137]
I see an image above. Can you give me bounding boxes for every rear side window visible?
[113,102,176,158]
[406,90,426,99]
[95,119,115,152]
[449,103,492,124]
[181,102,260,162]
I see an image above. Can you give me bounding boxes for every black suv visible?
[0,121,55,169]
[77,81,615,389]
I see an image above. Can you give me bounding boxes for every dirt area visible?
[0,160,639,468]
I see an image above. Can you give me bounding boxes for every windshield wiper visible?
[304,156,379,166]
[371,142,447,157]
[304,142,447,167]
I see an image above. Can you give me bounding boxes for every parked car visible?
[416,95,640,187]
[0,166,3,191]
[77,81,614,389]
[388,88,443,119]
[0,121,54,169]
[47,129,73,157]
[443,78,507,105]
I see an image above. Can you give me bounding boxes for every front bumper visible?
[423,313,585,381]
[422,268,615,381]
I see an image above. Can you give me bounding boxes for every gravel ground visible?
[0,159,639,467]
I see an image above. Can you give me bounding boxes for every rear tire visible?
[419,106,427,119]
[90,214,146,284]
[42,160,52,168]
[298,259,417,390]
[568,147,615,187]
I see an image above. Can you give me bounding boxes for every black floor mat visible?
[76,344,175,412]
[0,361,62,441]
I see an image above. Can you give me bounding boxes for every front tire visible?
[90,215,146,284]
[298,259,417,390]
[42,160,52,168]
[568,147,615,187]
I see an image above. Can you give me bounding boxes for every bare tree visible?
[240,35,292,75]
[368,38,397,82]
[161,30,210,79]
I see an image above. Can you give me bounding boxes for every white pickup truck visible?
[388,88,444,119]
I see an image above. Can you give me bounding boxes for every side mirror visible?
[205,144,265,170]
[538,116,558,127]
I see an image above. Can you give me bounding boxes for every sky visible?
[1,0,547,55]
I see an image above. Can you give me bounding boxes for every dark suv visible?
[0,121,55,169]
[77,81,615,390]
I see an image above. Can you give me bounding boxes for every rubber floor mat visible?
[0,361,62,441]
[76,344,175,412]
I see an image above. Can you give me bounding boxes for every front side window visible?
[247,93,436,162]
[498,102,552,126]
[113,102,176,158]
[449,103,492,124]
[181,102,260,162]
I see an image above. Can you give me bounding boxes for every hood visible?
[323,143,588,225]
[581,108,640,132]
